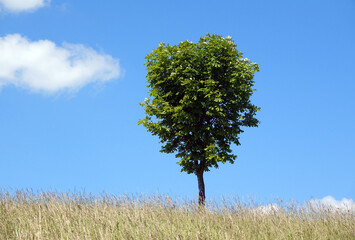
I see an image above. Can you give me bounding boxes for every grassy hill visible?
[1,190,354,239]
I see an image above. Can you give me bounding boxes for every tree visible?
[139,34,260,206]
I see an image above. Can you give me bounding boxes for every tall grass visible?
[0,189,354,239]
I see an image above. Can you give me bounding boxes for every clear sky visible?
[0,0,354,206]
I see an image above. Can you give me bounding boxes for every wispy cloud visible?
[0,34,121,94]
[0,0,50,12]
[251,196,355,215]
[308,196,355,213]
[252,203,281,215]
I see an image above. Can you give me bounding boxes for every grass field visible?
[0,190,354,239]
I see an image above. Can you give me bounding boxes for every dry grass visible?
[0,190,354,240]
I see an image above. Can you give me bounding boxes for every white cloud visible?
[0,0,49,12]
[0,34,120,94]
[252,203,282,215]
[250,196,355,215]
[308,196,355,214]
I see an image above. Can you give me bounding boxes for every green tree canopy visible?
[139,34,260,205]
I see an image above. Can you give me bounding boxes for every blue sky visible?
[0,0,354,206]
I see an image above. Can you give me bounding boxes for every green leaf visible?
[139,33,260,174]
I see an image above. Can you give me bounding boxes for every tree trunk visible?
[196,169,205,206]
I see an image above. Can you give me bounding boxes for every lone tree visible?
[139,34,260,205]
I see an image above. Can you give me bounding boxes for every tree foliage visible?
[139,34,260,175]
